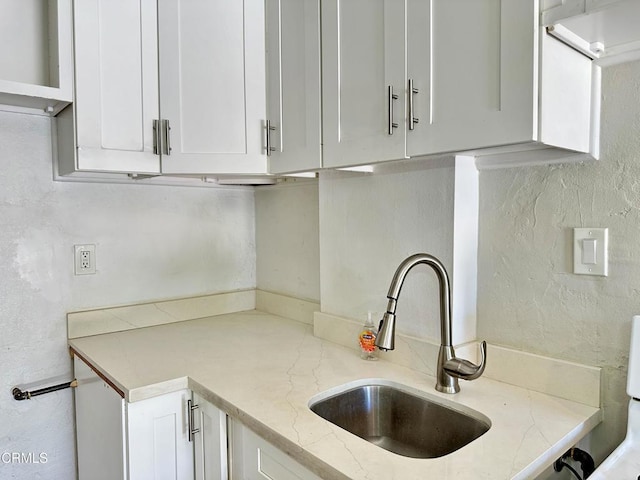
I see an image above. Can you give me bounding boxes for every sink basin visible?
[309,380,491,458]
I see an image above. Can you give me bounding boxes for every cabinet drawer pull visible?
[188,399,199,442]
[388,85,399,135]
[162,119,172,156]
[408,79,419,131]
[153,120,160,155]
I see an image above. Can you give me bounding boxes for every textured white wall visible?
[318,160,457,340]
[478,60,640,466]
[255,180,320,301]
[0,111,255,478]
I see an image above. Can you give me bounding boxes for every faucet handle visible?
[443,341,487,381]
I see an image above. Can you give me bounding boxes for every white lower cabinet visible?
[230,420,322,480]
[74,355,127,480]
[75,355,317,480]
[193,392,228,480]
[74,355,194,479]
[127,389,195,480]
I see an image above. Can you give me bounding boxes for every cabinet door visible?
[158,0,267,175]
[127,389,194,480]
[322,0,406,168]
[539,30,594,153]
[193,393,227,480]
[266,0,322,174]
[73,0,160,174]
[407,0,536,156]
[230,420,322,480]
[74,356,126,480]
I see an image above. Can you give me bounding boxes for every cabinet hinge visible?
[266,120,276,156]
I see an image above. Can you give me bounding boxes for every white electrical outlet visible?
[74,244,96,275]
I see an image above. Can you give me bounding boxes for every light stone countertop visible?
[69,310,602,480]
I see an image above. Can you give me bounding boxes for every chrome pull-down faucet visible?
[375,253,487,394]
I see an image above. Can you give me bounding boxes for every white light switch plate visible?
[573,228,608,276]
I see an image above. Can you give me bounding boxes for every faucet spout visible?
[374,253,487,394]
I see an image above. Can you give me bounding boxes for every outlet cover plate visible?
[74,244,96,275]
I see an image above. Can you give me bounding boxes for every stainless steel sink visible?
[309,380,491,458]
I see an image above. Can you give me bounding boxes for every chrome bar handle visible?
[153,119,160,155]
[408,79,419,131]
[187,399,200,442]
[387,85,398,135]
[266,120,276,156]
[162,119,171,155]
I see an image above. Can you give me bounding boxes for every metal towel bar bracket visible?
[12,380,77,401]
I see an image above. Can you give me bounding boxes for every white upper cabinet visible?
[321,0,600,170]
[53,0,606,177]
[406,1,536,156]
[322,0,407,168]
[266,0,322,174]
[471,1,600,169]
[158,0,267,175]
[58,0,267,177]
[68,0,160,175]
[0,0,72,115]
